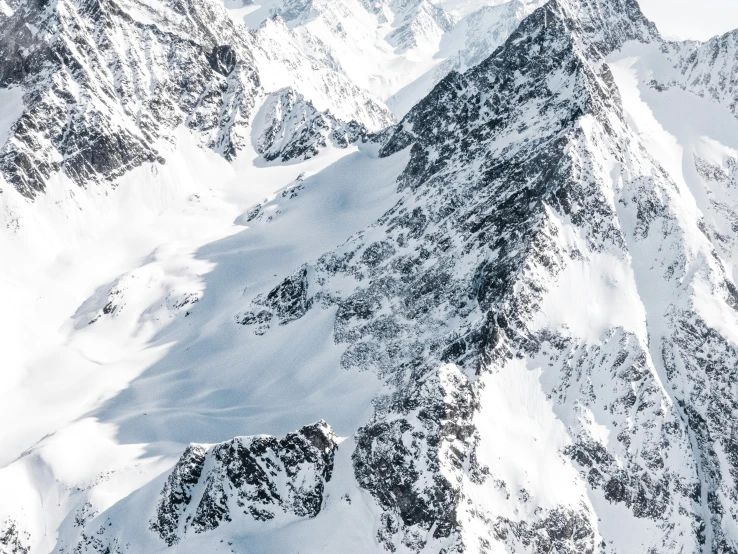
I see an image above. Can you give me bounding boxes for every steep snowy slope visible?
[2,0,738,553]
[670,29,738,120]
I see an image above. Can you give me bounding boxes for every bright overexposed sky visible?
[638,0,738,41]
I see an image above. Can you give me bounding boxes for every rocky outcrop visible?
[237,264,312,330]
[253,88,365,162]
[149,421,338,545]
[0,521,30,554]
[492,508,597,554]
[354,364,481,552]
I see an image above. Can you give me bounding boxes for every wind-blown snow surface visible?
[3,0,738,553]
[0,125,411,552]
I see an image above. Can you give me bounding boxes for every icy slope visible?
[250,15,394,130]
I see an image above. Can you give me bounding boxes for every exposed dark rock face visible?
[669,29,738,120]
[149,444,207,546]
[0,0,263,197]
[253,87,366,163]
[149,421,338,545]
[237,264,312,329]
[492,508,596,554]
[263,265,311,322]
[207,45,238,76]
[354,364,480,552]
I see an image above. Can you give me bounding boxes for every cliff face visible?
[0,0,260,197]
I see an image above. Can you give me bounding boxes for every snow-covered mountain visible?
[2,0,738,552]
[224,0,547,115]
[0,0,392,198]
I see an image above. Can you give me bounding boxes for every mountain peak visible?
[530,0,659,59]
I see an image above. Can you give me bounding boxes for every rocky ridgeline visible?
[235,0,738,551]
[253,87,366,163]
[427,0,543,83]
[670,29,738,119]
[70,422,338,553]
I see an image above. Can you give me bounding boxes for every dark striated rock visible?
[149,444,207,546]
[207,45,238,76]
[493,508,596,554]
[353,365,480,551]
[253,87,367,163]
[264,265,311,323]
[149,421,338,545]
[0,0,262,197]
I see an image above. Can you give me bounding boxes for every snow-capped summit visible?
[669,28,738,118]
[253,87,367,162]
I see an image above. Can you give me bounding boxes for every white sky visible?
[638,0,738,41]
